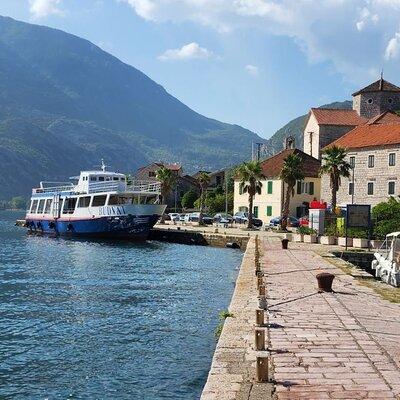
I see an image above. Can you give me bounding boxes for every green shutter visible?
[266,206,272,216]
[309,182,314,195]
[253,206,259,218]
[267,181,273,194]
[297,181,302,194]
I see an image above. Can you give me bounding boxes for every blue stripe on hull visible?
[25,215,159,240]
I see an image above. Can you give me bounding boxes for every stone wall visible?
[353,92,400,119]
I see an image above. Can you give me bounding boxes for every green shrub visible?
[297,226,317,235]
[372,197,400,239]
[215,310,234,339]
[181,190,198,209]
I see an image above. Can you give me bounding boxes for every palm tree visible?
[236,161,264,229]
[156,165,176,222]
[197,172,211,225]
[319,146,351,212]
[280,153,304,230]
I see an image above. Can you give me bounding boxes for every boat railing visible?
[88,180,161,194]
[33,182,75,194]
[127,180,161,194]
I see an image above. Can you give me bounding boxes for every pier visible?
[202,236,400,399]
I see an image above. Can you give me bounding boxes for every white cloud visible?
[158,42,213,61]
[245,64,259,76]
[385,32,400,59]
[29,0,64,18]
[119,0,400,82]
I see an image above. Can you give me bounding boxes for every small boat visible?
[371,232,400,287]
[25,161,166,240]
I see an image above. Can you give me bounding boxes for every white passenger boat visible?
[25,161,166,239]
[371,232,400,287]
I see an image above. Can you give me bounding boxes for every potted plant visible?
[320,222,337,245]
[298,226,318,243]
[292,229,304,242]
[349,228,369,249]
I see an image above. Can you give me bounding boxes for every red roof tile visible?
[366,111,400,125]
[326,124,400,150]
[310,108,367,126]
[260,148,321,179]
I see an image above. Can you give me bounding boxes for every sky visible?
[1,0,400,139]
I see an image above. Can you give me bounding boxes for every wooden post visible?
[257,276,263,289]
[255,329,265,350]
[255,309,264,326]
[256,357,269,382]
[258,285,266,296]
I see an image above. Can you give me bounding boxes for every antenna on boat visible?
[101,158,106,172]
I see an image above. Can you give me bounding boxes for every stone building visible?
[234,148,321,224]
[321,112,400,207]
[134,162,198,209]
[304,77,400,160]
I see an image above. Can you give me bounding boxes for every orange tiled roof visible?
[366,111,400,125]
[311,108,367,126]
[326,124,400,150]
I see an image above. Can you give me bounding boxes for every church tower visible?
[352,77,400,119]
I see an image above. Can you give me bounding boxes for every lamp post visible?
[351,162,355,205]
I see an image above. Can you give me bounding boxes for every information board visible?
[346,204,371,228]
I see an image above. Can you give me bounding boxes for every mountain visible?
[265,101,353,154]
[0,16,264,199]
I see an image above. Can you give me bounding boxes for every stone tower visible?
[352,77,400,119]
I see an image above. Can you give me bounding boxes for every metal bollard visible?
[258,285,266,296]
[255,329,265,350]
[255,309,264,326]
[256,357,269,382]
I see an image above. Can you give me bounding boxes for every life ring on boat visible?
[48,221,55,229]
[67,223,74,232]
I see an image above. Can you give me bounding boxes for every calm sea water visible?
[0,211,242,400]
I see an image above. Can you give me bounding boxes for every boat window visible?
[78,196,91,208]
[37,199,46,214]
[30,200,39,213]
[90,177,97,181]
[62,197,77,214]
[44,199,53,214]
[108,195,132,205]
[113,177,119,181]
[98,177,105,182]
[92,195,107,207]
[105,177,111,181]
[121,177,126,181]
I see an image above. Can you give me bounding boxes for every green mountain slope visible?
[0,16,263,199]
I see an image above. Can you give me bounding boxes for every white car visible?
[168,213,180,222]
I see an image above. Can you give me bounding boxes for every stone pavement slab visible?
[263,237,400,399]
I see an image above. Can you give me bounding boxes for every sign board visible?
[346,204,371,228]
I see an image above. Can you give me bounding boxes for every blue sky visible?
[1,0,400,139]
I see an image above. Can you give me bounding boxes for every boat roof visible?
[386,232,400,237]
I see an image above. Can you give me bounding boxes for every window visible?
[62,197,77,214]
[121,177,126,181]
[113,177,119,181]
[367,182,374,195]
[98,177,105,182]
[388,181,396,195]
[90,176,97,181]
[239,184,243,195]
[368,155,374,168]
[309,182,314,195]
[389,153,396,166]
[348,182,354,195]
[267,181,273,194]
[388,98,393,104]
[253,206,259,218]
[30,200,38,213]
[349,156,355,167]
[92,195,107,207]
[37,199,45,214]
[297,181,314,195]
[238,206,248,212]
[78,196,91,208]
[367,98,373,104]
[266,206,272,216]
[149,171,156,177]
[44,199,52,214]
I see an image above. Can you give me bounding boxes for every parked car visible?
[169,213,180,222]
[179,214,186,222]
[185,212,199,222]
[202,214,214,225]
[213,213,233,224]
[233,212,263,227]
[269,216,299,228]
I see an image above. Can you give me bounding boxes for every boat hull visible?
[25,214,160,240]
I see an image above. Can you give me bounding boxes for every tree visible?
[196,172,211,225]
[156,166,176,222]
[236,160,264,229]
[319,146,351,212]
[9,196,27,210]
[280,153,304,230]
[372,197,400,239]
[181,189,198,209]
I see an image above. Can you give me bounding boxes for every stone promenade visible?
[265,237,400,399]
[201,236,400,400]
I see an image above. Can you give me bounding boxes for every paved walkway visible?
[264,238,400,399]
